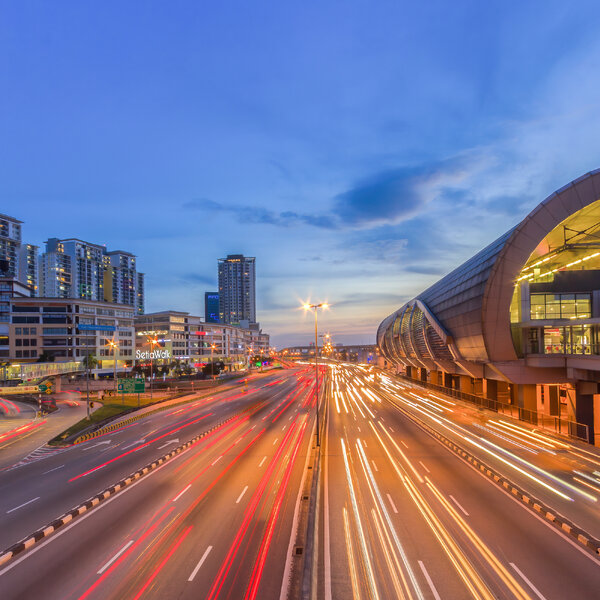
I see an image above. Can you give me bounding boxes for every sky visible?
[2,1,600,348]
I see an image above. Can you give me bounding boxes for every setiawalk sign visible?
[135,349,172,361]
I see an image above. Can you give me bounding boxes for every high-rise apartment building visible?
[0,214,22,279]
[40,238,145,313]
[205,291,220,323]
[18,243,39,294]
[218,255,256,324]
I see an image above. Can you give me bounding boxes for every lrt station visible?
[377,169,600,446]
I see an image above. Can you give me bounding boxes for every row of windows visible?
[530,293,591,320]
[15,339,37,346]
[15,350,37,358]
[15,327,37,335]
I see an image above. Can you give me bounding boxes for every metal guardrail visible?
[397,374,590,444]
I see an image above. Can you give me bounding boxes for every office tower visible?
[205,291,220,323]
[218,254,256,324]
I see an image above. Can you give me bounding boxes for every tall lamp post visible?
[303,302,329,447]
[210,343,217,381]
[148,337,159,400]
[107,338,119,399]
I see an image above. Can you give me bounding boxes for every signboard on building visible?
[135,348,172,360]
[77,324,116,332]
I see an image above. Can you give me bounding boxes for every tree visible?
[82,353,98,371]
[183,364,194,376]
[37,351,56,363]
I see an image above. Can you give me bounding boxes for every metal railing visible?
[396,374,590,444]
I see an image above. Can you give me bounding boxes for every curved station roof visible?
[377,168,600,383]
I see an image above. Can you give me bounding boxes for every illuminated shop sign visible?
[135,349,172,360]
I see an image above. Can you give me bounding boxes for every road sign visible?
[118,378,145,393]
[38,383,52,392]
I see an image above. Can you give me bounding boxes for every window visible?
[13,317,39,323]
[531,293,591,320]
[15,327,21,335]
[43,328,68,335]
[16,350,22,358]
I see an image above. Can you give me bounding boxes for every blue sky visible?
[2,1,600,347]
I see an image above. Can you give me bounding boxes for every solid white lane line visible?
[449,494,469,517]
[372,460,378,472]
[97,540,133,574]
[188,546,213,582]
[42,464,64,475]
[259,456,267,467]
[400,440,409,449]
[418,561,441,600]
[173,484,191,502]
[7,497,40,514]
[386,493,398,514]
[510,563,547,600]
[211,455,222,466]
[418,461,430,474]
[236,486,248,504]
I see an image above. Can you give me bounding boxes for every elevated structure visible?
[377,169,600,445]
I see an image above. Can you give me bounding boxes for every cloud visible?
[331,159,471,229]
[182,199,337,229]
[183,272,215,286]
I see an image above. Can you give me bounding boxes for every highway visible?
[0,363,599,599]
[318,364,600,599]
[0,366,318,599]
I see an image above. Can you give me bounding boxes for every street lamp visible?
[147,336,159,400]
[107,338,119,399]
[302,302,329,446]
[210,343,217,381]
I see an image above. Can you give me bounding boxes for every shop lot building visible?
[7,297,135,370]
[134,311,270,372]
[377,169,600,446]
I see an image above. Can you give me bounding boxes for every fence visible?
[397,374,590,444]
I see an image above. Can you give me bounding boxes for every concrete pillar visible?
[459,376,473,395]
[576,382,597,445]
[485,379,498,401]
[473,378,484,397]
[593,395,600,447]
[516,383,536,410]
[430,371,441,386]
[51,375,62,392]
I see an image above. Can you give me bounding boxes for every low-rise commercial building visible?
[134,311,270,372]
[7,297,135,369]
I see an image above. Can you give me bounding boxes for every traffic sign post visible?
[117,378,145,394]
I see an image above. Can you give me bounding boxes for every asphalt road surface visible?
[1,363,600,599]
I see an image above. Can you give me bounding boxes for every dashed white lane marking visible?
[389,426,394,433]
[98,540,133,574]
[236,486,249,504]
[273,438,278,445]
[449,494,469,517]
[418,461,430,474]
[188,546,213,582]
[400,440,409,449]
[510,563,547,600]
[259,456,267,467]
[42,464,64,475]
[173,484,191,502]
[372,460,378,472]
[386,493,398,514]
[211,455,222,466]
[7,496,40,514]
[418,561,441,600]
